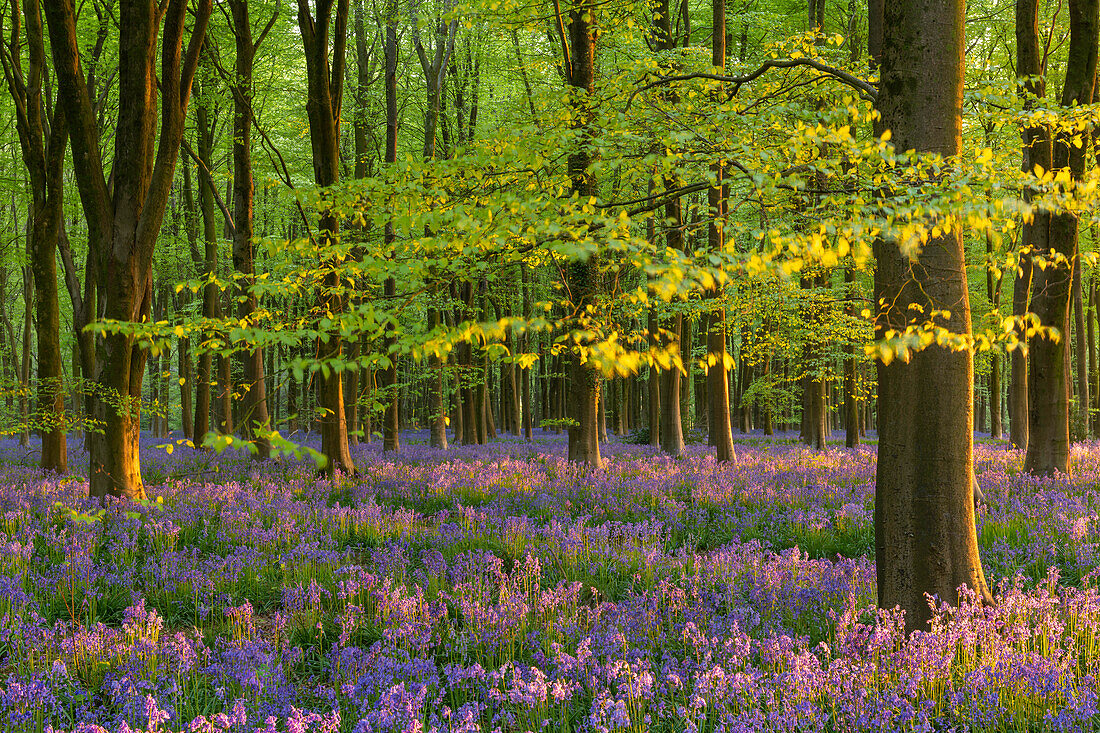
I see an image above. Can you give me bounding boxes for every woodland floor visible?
[0,430,1097,732]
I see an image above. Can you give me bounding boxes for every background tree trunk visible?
[229,0,273,459]
[1023,0,1097,476]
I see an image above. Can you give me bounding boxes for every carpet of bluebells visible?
[2,431,1100,733]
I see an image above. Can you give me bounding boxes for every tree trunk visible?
[845,266,860,447]
[2,0,68,471]
[45,0,210,498]
[985,224,1005,440]
[1010,259,1032,449]
[192,96,217,447]
[298,0,356,473]
[706,125,736,459]
[176,288,193,441]
[1074,255,1089,439]
[1091,277,1099,435]
[563,0,602,467]
[381,0,400,455]
[1023,0,1097,476]
[873,0,990,633]
[648,313,661,446]
[429,305,448,448]
[229,0,271,459]
[18,264,31,448]
[521,264,533,440]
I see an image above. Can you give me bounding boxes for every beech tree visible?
[1020,0,1098,476]
[562,0,602,468]
[0,0,68,473]
[226,0,279,460]
[873,0,991,631]
[297,0,356,474]
[44,0,211,499]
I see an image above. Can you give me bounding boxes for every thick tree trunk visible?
[563,0,602,467]
[1023,0,1097,476]
[873,0,990,633]
[46,0,210,499]
[299,0,356,473]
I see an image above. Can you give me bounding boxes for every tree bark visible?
[563,0,602,467]
[1010,258,1032,449]
[873,0,990,633]
[45,0,210,499]
[298,0,356,474]
[985,229,1004,440]
[1091,276,1099,435]
[228,0,273,459]
[0,0,68,471]
[1074,253,1089,439]
[521,263,533,440]
[845,265,860,447]
[381,0,400,454]
[706,81,736,459]
[1023,0,1097,476]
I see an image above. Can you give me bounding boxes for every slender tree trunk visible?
[521,264,533,441]
[1011,259,1032,449]
[2,0,68,470]
[18,264,31,448]
[1074,255,1090,439]
[648,321,661,446]
[845,266,860,447]
[1091,276,1099,435]
[429,305,448,448]
[193,97,217,447]
[984,224,1005,440]
[229,0,271,459]
[381,0,400,454]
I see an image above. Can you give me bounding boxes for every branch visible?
[255,0,280,50]
[625,56,877,110]
[551,0,571,84]
[180,135,236,236]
